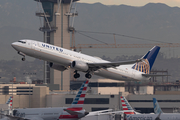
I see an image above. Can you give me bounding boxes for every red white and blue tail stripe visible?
[68,80,89,110]
[121,96,135,114]
[59,80,89,120]
[6,96,13,110]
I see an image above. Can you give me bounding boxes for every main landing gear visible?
[74,71,92,79]
[74,70,80,79]
[85,73,92,79]
[18,52,25,61]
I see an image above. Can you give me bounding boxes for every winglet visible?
[153,98,163,114]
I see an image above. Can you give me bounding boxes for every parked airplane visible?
[1,80,89,120]
[153,98,180,119]
[121,96,180,120]
[12,39,162,80]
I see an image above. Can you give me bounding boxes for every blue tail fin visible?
[153,98,163,114]
[132,46,160,73]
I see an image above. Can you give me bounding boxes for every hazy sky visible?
[79,0,180,7]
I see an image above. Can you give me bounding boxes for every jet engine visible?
[49,62,67,71]
[71,61,89,72]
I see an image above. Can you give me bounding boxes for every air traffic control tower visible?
[35,0,78,90]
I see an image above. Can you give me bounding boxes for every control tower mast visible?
[35,0,78,90]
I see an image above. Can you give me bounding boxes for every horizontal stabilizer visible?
[64,109,79,115]
[64,109,83,115]
[142,74,170,77]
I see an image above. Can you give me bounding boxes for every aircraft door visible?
[31,41,41,57]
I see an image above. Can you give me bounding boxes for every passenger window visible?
[18,41,26,44]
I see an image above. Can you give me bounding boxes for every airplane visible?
[12,39,163,80]
[153,98,180,118]
[121,96,180,120]
[1,80,89,120]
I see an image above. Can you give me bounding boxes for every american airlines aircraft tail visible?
[12,39,165,81]
[6,96,13,110]
[121,96,138,115]
[59,80,89,119]
[121,96,180,120]
[153,98,163,114]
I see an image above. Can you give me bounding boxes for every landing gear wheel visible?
[18,52,26,61]
[22,57,25,61]
[85,73,92,79]
[74,73,80,78]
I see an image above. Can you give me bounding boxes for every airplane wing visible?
[142,74,170,77]
[87,59,142,70]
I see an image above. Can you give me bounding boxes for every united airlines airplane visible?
[121,96,180,120]
[1,80,89,120]
[12,39,162,80]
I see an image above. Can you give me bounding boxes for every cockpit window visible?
[18,40,26,44]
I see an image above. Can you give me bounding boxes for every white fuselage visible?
[126,113,180,120]
[13,107,83,120]
[12,40,149,81]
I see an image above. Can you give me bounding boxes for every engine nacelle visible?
[71,61,89,72]
[49,62,67,71]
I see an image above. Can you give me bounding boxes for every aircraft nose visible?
[11,42,18,50]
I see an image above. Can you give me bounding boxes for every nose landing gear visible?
[18,52,26,61]
[21,57,25,61]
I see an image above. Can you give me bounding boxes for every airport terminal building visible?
[0,79,180,113]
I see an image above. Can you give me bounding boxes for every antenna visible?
[55,0,62,16]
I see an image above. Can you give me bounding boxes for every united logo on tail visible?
[132,46,160,74]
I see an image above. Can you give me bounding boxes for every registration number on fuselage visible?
[15,113,25,117]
